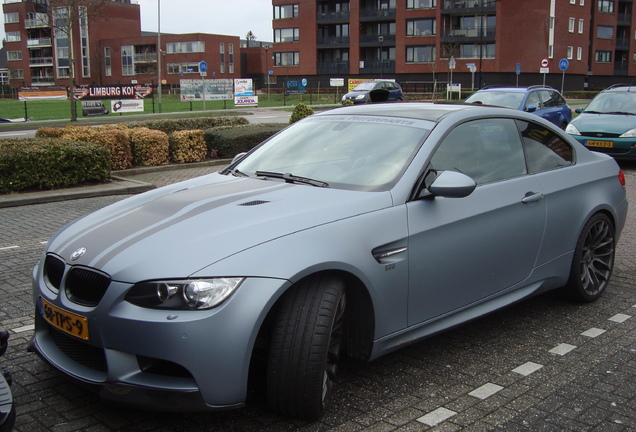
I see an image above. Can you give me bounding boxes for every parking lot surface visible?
[0,162,634,432]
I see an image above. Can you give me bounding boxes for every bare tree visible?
[48,0,109,121]
[246,31,257,47]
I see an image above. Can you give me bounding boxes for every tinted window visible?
[431,119,527,185]
[525,92,541,110]
[516,120,573,173]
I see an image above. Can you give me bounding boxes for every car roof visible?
[316,102,513,123]
[601,85,636,93]
[474,86,556,93]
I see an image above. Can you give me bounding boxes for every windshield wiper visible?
[255,171,329,187]
[604,111,636,115]
[229,168,249,177]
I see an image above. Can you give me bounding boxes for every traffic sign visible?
[449,56,456,70]
[559,58,569,71]
[541,58,550,68]
[199,61,208,73]
[516,63,521,75]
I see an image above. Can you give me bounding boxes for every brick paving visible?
[0,163,634,431]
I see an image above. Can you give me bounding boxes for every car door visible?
[406,118,547,326]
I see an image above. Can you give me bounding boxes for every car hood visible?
[572,113,636,134]
[47,173,393,282]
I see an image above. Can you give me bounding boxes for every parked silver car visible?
[30,104,627,420]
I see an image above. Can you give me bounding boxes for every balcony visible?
[27,37,52,48]
[30,56,53,66]
[25,14,49,28]
[442,0,497,13]
[617,13,632,26]
[441,27,495,42]
[31,75,55,86]
[359,59,395,75]
[359,34,396,46]
[317,10,350,23]
[317,36,350,48]
[134,53,157,62]
[317,61,350,74]
[614,61,629,76]
[359,7,396,21]
[615,37,630,51]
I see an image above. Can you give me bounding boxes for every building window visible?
[597,25,614,39]
[79,6,90,78]
[8,69,24,80]
[104,47,112,77]
[598,0,614,12]
[220,43,225,74]
[568,17,575,32]
[459,44,494,59]
[548,45,554,58]
[274,28,300,43]
[229,43,234,74]
[570,0,575,3]
[7,51,22,61]
[567,46,573,59]
[6,31,21,42]
[165,41,205,54]
[407,0,436,8]
[406,19,436,36]
[577,47,582,60]
[274,4,299,19]
[595,50,612,62]
[122,45,134,75]
[580,0,584,5]
[274,52,300,66]
[406,46,435,63]
[578,19,584,33]
[4,12,19,23]
[166,63,200,74]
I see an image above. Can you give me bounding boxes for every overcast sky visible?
[1,0,273,46]
[137,0,273,42]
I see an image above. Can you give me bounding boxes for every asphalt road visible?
[0,162,634,431]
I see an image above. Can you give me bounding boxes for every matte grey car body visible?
[29,103,628,420]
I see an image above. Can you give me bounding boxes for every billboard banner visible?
[286,79,307,94]
[73,84,152,101]
[111,99,144,113]
[18,86,67,101]
[180,79,233,101]
[234,79,258,106]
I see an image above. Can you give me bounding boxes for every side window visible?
[516,120,574,173]
[430,119,527,185]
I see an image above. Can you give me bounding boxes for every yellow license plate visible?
[587,140,613,148]
[39,297,89,340]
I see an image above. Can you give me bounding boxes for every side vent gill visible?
[238,200,270,206]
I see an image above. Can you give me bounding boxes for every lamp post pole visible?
[378,35,384,78]
[157,0,162,113]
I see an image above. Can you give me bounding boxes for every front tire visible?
[565,213,615,302]
[267,275,346,420]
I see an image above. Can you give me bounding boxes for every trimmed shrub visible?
[289,103,314,124]
[203,124,286,159]
[35,127,65,138]
[123,116,249,134]
[169,130,207,163]
[342,100,354,107]
[0,139,110,193]
[129,127,169,166]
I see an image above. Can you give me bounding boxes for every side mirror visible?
[421,170,476,199]
[575,107,583,114]
[526,105,538,112]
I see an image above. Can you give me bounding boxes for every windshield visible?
[585,92,636,114]
[465,91,525,109]
[232,115,431,191]
[352,82,378,91]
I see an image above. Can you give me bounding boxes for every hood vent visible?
[238,200,270,206]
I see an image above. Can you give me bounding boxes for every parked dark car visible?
[0,330,15,432]
[342,80,403,104]
[29,103,627,420]
[566,84,636,159]
[465,85,572,129]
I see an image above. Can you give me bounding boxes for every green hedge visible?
[129,128,170,166]
[0,139,111,193]
[122,116,249,134]
[169,130,207,163]
[203,124,287,158]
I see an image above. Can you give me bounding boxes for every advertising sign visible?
[347,78,373,92]
[286,78,308,94]
[111,99,144,113]
[180,79,233,101]
[330,78,345,87]
[73,84,152,101]
[234,79,258,107]
[18,86,67,101]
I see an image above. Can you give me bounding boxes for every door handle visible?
[522,192,544,204]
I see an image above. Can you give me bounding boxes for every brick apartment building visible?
[2,0,241,90]
[2,0,635,92]
[271,0,636,90]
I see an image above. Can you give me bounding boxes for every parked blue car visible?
[342,80,403,104]
[465,86,572,129]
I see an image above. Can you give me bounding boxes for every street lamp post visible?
[378,35,384,78]
[157,0,162,113]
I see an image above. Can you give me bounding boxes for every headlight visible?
[619,128,636,138]
[355,94,366,100]
[565,123,580,135]
[341,95,347,101]
[125,278,244,310]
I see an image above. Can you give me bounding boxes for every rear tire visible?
[266,275,346,420]
[565,213,615,302]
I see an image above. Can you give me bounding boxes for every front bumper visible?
[573,136,636,159]
[0,370,14,432]
[30,272,289,411]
